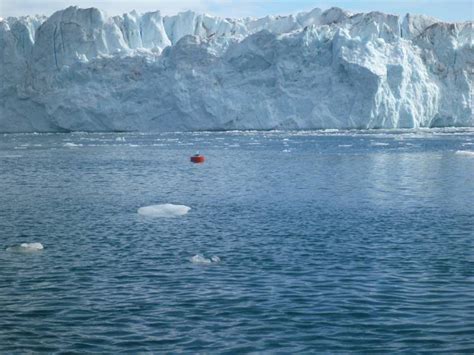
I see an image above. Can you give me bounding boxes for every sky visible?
[1,0,473,22]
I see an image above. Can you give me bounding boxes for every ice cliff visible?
[0,6,472,132]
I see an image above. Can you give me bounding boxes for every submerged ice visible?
[6,242,44,252]
[0,6,472,132]
[138,204,191,217]
[190,254,221,265]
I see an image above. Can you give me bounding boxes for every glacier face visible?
[0,6,472,132]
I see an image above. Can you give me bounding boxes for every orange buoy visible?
[190,154,205,163]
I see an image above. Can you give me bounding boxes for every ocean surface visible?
[0,129,473,353]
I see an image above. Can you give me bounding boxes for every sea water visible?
[0,129,473,352]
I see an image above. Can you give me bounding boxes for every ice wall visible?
[0,6,472,132]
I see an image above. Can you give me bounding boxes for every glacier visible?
[0,6,472,132]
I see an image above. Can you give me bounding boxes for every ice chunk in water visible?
[138,204,190,218]
[455,150,474,156]
[190,254,221,264]
[64,142,82,147]
[6,242,44,252]
[191,254,212,264]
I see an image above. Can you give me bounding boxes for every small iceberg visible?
[64,142,82,147]
[455,150,474,157]
[138,204,190,218]
[190,254,221,265]
[6,242,44,252]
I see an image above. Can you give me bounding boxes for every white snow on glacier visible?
[0,6,472,132]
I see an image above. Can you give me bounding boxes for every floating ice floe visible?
[6,242,44,252]
[455,150,474,157]
[138,204,191,218]
[370,142,390,146]
[190,254,221,265]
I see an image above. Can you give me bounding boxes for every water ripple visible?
[0,131,473,352]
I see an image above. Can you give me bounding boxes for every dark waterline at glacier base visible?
[0,130,473,353]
